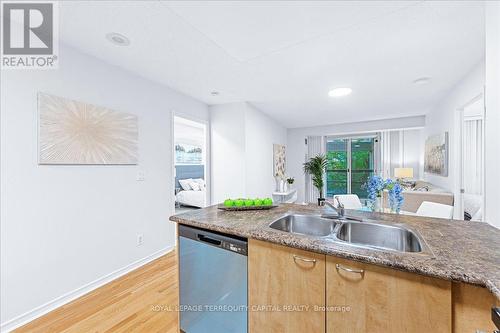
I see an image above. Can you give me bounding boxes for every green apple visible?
[254,198,263,206]
[263,198,273,206]
[234,199,244,207]
[223,199,234,207]
[245,199,254,206]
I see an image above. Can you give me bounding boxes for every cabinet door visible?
[327,256,451,333]
[452,282,500,333]
[248,239,326,333]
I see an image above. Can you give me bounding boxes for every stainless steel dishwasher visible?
[179,224,247,333]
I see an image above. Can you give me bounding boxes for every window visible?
[174,116,205,165]
[326,136,376,199]
[175,143,203,165]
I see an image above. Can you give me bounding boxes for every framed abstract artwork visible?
[273,144,286,178]
[424,132,448,176]
[38,93,138,165]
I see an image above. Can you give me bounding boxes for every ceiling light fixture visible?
[106,32,130,46]
[413,77,431,85]
[328,87,352,98]
[210,91,219,96]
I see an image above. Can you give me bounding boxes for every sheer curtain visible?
[463,119,483,195]
[379,131,402,178]
[380,131,392,178]
[305,136,324,203]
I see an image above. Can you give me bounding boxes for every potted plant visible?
[303,154,328,205]
[286,177,295,189]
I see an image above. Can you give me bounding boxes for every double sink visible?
[269,214,423,253]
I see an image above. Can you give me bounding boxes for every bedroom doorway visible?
[458,93,485,221]
[173,116,208,214]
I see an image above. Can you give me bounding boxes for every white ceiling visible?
[59,1,485,128]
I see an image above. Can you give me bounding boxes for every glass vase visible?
[372,197,382,213]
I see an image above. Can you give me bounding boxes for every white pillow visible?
[179,178,193,191]
[193,178,206,188]
[188,181,201,191]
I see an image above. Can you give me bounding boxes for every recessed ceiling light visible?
[328,87,352,98]
[106,33,130,46]
[413,77,431,85]
[210,91,219,96]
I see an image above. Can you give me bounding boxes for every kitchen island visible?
[170,203,500,332]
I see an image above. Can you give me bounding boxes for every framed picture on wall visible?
[424,132,449,176]
[273,144,286,178]
[38,93,138,165]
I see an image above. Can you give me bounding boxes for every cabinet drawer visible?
[248,239,326,333]
[326,256,451,333]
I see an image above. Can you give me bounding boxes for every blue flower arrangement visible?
[366,175,386,201]
[386,179,404,213]
[366,176,404,213]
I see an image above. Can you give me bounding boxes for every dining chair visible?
[333,194,363,210]
[415,201,454,219]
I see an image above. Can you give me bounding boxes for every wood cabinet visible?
[452,282,500,333]
[326,256,452,333]
[248,239,326,333]
[248,239,497,333]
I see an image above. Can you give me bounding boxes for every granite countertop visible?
[169,203,500,301]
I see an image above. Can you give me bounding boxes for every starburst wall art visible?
[38,93,138,165]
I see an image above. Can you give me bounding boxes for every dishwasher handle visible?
[197,234,222,246]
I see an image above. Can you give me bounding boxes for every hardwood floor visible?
[14,251,179,333]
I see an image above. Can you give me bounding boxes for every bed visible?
[175,165,206,208]
[176,189,207,208]
[463,193,482,221]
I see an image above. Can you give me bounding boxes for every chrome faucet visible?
[320,197,345,218]
[320,198,363,222]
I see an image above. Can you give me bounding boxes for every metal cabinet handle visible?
[336,263,365,277]
[293,255,316,265]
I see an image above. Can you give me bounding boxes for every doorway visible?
[325,136,377,199]
[458,94,485,221]
[173,116,208,213]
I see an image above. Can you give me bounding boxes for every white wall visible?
[245,103,287,198]
[210,103,247,203]
[485,2,500,228]
[210,102,286,203]
[420,61,485,221]
[287,116,426,202]
[0,45,208,329]
[422,62,485,195]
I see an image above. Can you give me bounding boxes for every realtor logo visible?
[1,1,59,69]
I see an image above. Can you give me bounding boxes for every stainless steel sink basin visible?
[335,222,422,252]
[269,214,335,237]
[269,214,424,253]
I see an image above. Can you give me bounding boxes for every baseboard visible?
[0,246,174,333]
